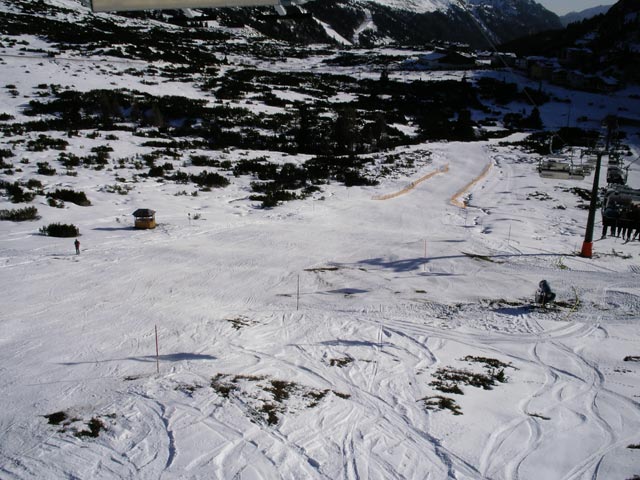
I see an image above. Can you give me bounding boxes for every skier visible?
[74,238,80,255]
[535,280,555,307]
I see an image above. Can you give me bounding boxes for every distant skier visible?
[74,238,80,255]
[535,280,555,307]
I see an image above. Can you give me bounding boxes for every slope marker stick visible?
[423,239,427,272]
[155,325,159,374]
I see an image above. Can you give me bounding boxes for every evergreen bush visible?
[46,189,91,206]
[0,206,39,221]
[40,223,79,237]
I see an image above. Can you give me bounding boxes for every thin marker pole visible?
[155,325,159,374]
[423,239,427,272]
[296,274,300,311]
[508,223,512,246]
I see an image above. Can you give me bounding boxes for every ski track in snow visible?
[1,15,640,478]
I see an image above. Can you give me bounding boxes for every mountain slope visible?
[500,0,640,82]
[560,4,612,26]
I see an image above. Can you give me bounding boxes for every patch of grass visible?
[265,379,296,403]
[431,367,497,391]
[211,373,242,398]
[429,380,463,394]
[462,356,513,370]
[74,417,105,438]
[226,316,256,330]
[420,395,462,415]
[44,411,67,425]
[329,357,353,367]
[210,373,349,426]
[175,383,202,397]
[462,252,496,263]
[259,402,279,426]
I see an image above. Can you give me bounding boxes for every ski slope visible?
[1,5,640,479]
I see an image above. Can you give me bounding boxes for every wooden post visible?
[155,325,159,374]
[296,274,300,311]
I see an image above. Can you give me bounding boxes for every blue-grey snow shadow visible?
[319,339,393,348]
[93,226,136,231]
[359,257,426,272]
[59,352,216,365]
[327,288,368,295]
[492,306,533,316]
[358,252,568,273]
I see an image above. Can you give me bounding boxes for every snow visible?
[359,0,453,14]
[1,8,640,480]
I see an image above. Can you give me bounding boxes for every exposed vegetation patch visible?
[462,252,499,263]
[420,395,462,415]
[175,383,204,397]
[43,410,113,439]
[430,356,513,395]
[210,373,349,426]
[226,316,257,330]
[328,357,353,368]
[44,411,67,425]
[624,356,640,362]
[431,367,499,392]
[74,417,106,438]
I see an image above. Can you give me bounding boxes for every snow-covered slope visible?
[1,2,640,479]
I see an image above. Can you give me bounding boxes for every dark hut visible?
[132,209,156,229]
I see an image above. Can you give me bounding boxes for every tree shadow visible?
[93,226,136,231]
[318,339,391,347]
[357,252,568,273]
[59,352,216,365]
[326,288,369,295]
[491,305,534,316]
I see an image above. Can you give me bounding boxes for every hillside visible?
[501,0,640,83]
[560,4,612,26]
[1,1,640,479]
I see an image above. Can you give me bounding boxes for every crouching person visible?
[535,280,555,307]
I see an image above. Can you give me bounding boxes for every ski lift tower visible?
[579,116,617,258]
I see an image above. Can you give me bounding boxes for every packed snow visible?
[1,5,640,480]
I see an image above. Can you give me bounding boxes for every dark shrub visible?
[40,223,79,237]
[46,189,91,206]
[0,206,39,221]
[3,182,35,203]
[37,161,57,175]
[191,170,229,188]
